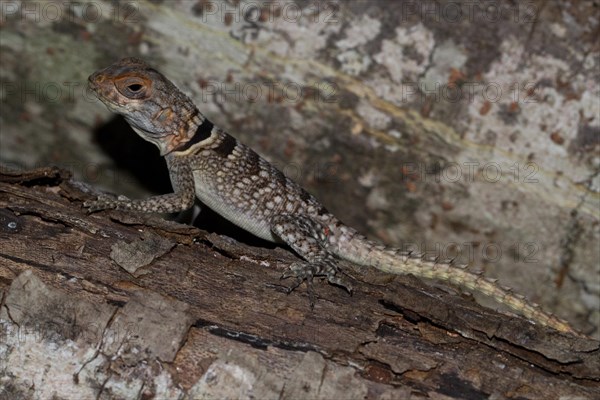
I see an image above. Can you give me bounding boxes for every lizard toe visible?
[327,274,353,295]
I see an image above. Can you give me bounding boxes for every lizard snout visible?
[87,71,108,90]
[88,73,98,88]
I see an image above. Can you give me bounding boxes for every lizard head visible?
[88,58,199,155]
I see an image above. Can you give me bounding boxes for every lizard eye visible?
[115,77,149,99]
[128,84,143,92]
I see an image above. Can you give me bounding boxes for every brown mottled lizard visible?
[85,58,576,334]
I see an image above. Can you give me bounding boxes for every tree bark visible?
[1,0,598,338]
[1,166,598,399]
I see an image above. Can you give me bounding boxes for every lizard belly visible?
[193,175,278,242]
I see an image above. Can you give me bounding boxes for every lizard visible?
[84,57,576,334]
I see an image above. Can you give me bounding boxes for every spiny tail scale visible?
[333,231,576,334]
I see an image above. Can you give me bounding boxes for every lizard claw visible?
[280,262,313,291]
[326,274,353,295]
[280,262,318,306]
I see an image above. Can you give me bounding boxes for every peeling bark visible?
[1,1,598,340]
[0,167,598,399]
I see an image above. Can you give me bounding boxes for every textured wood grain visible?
[0,167,598,399]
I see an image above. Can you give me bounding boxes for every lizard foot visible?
[281,259,353,307]
[83,194,129,213]
[271,214,353,305]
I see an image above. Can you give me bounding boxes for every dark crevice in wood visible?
[193,317,320,353]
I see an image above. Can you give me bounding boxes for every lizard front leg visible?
[271,214,353,304]
[84,154,196,213]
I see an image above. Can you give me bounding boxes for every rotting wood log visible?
[0,166,598,399]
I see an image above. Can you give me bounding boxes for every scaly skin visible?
[85,58,577,334]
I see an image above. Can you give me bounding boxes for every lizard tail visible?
[337,236,577,334]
